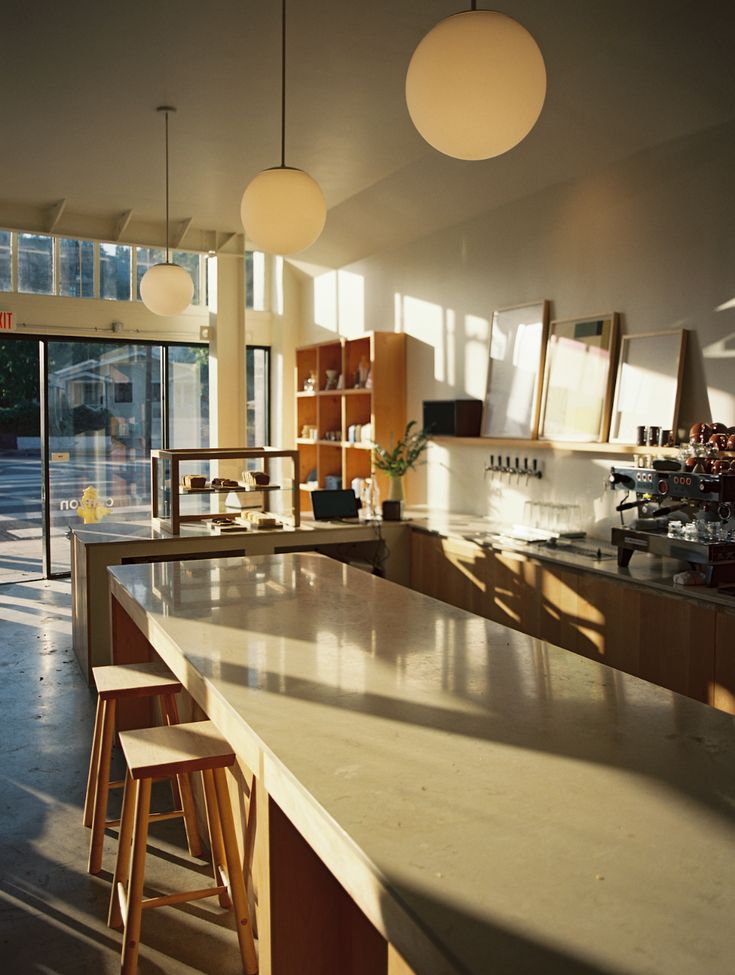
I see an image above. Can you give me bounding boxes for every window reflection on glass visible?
[0,337,42,583]
[167,345,209,449]
[100,243,131,301]
[135,246,165,300]
[47,341,162,572]
[18,233,53,294]
[173,251,200,305]
[245,250,266,311]
[0,231,12,292]
[59,238,95,298]
[246,346,270,446]
[274,255,284,315]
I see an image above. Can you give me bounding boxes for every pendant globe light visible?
[405,3,546,161]
[241,0,326,255]
[140,106,194,316]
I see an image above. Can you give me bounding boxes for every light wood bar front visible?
[108,553,735,975]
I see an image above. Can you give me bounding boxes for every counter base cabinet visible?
[409,531,731,715]
[714,611,735,713]
[409,533,485,615]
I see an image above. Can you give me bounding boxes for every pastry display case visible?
[151,447,300,535]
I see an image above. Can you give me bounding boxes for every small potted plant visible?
[373,420,429,517]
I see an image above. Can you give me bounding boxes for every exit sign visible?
[0,311,13,330]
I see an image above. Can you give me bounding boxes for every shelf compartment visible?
[317,342,343,390]
[296,346,318,393]
[318,394,342,442]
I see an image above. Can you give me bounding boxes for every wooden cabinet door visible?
[483,550,542,637]
[714,610,735,715]
[409,531,442,599]
[637,591,715,704]
[538,562,579,651]
[575,572,640,676]
[410,533,486,614]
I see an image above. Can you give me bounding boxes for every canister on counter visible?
[647,426,660,446]
[636,425,647,446]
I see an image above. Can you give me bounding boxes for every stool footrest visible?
[105,808,185,830]
[109,779,125,790]
[142,885,228,911]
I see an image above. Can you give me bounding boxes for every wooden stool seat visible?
[109,720,258,975]
[121,720,236,780]
[84,662,201,875]
[93,661,183,699]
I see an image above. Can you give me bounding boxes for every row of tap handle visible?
[485,456,543,479]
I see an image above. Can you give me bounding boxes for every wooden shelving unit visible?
[295,333,406,511]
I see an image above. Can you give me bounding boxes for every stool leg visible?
[162,695,202,858]
[83,695,104,828]
[88,697,116,874]
[108,770,137,929]
[121,776,152,975]
[202,768,232,908]
[213,767,258,975]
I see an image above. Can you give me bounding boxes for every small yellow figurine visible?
[77,485,109,524]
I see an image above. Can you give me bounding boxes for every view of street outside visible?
[0,338,209,583]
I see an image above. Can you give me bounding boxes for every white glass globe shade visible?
[140,262,194,316]
[241,166,327,255]
[406,10,546,161]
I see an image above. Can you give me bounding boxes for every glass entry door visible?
[0,338,42,582]
[1,335,213,580]
[47,341,162,574]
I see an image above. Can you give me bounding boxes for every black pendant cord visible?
[280,0,286,168]
[164,109,171,263]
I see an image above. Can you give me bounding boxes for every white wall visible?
[296,119,735,539]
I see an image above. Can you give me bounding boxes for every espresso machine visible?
[609,463,735,586]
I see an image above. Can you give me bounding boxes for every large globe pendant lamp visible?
[140,106,194,316]
[241,0,326,255]
[405,4,547,161]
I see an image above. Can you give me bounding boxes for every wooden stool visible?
[84,661,202,874]
[108,720,258,975]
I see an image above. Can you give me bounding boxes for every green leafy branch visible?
[373,420,430,476]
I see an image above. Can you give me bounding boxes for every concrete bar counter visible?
[108,553,735,975]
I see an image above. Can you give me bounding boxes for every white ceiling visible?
[3,0,735,266]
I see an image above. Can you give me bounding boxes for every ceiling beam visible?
[172,217,193,249]
[114,209,134,241]
[216,231,238,253]
[46,199,67,233]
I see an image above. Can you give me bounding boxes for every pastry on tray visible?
[182,474,207,489]
[211,477,239,488]
[241,470,270,486]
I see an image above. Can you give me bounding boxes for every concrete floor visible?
[0,579,252,974]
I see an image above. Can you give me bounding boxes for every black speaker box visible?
[422,400,482,437]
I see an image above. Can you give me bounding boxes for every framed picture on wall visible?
[480,300,550,439]
[609,329,688,443]
[539,312,620,442]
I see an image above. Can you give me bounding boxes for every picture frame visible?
[480,299,550,439]
[609,329,688,444]
[539,312,619,442]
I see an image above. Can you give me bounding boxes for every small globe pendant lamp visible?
[241,0,326,255]
[405,3,547,161]
[140,106,194,316]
